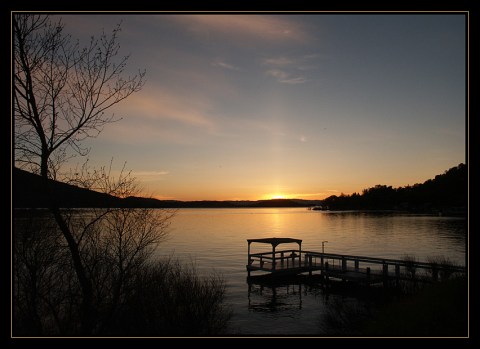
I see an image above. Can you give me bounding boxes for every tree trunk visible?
[41,157,95,334]
[49,207,95,334]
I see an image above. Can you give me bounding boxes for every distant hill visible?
[12,168,321,208]
[13,167,120,208]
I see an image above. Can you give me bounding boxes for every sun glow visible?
[263,193,288,200]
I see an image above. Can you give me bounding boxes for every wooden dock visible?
[246,238,466,286]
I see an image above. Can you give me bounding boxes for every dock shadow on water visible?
[247,277,305,313]
[241,275,328,335]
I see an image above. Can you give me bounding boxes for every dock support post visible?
[395,264,400,287]
[325,262,330,285]
[298,242,302,266]
[355,259,359,272]
[272,246,276,271]
[366,267,371,286]
[383,262,388,287]
[281,252,284,268]
[308,254,312,276]
[342,257,347,271]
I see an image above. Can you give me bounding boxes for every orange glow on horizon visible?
[143,188,334,202]
[139,186,346,202]
[262,193,289,200]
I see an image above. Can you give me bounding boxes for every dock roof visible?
[247,237,302,247]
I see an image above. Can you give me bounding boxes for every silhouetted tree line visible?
[322,163,466,213]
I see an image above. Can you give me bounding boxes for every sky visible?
[54,13,466,201]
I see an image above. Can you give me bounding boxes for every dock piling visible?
[382,262,388,287]
[325,262,330,284]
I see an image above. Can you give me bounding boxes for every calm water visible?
[155,208,466,336]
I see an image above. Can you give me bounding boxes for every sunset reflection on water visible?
[154,208,465,335]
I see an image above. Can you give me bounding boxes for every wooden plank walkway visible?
[246,249,466,286]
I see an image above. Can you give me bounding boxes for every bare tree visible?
[62,164,174,333]
[13,14,146,334]
[13,14,231,336]
[13,14,145,178]
[13,169,175,335]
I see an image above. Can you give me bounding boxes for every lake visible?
[154,208,467,336]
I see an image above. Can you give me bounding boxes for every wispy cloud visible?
[281,77,307,84]
[135,172,170,192]
[266,69,288,80]
[266,69,307,84]
[98,86,220,145]
[263,54,318,84]
[120,89,215,129]
[212,59,239,70]
[100,119,199,145]
[135,170,169,177]
[263,57,295,66]
[174,15,309,43]
[263,54,319,69]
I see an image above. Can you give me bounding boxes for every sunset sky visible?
[56,13,466,201]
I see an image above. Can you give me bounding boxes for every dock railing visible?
[248,249,303,271]
[247,249,465,283]
[303,251,465,281]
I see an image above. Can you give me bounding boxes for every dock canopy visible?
[247,238,302,248]
[247,237,303,275]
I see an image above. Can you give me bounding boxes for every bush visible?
[104,258,233,336]
[13,209,231,336]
